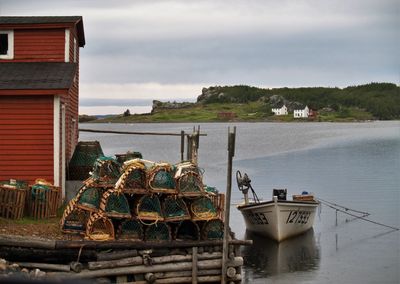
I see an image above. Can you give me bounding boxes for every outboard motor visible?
[273,189,287,200]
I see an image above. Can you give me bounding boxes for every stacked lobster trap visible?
[61,157,225,242]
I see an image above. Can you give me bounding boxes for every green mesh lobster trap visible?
[162,195,190,222]
[175,162,204,196]
[68,141,104,180]
[144,222,171,242]
[100,189,131,219]
[116,160,148,194]
[30,183,51,202]
[201,219,224,240]
[189,196,218,221]
[134,195,164,223]
[175,220,200,241]
[117,219,144,240]
[176,171,204,197]
[85,213,115,241]
[28,181,60,219]
[147,163,176,194]
[91,156,121,187]
[60,200,90,234]
[76,186,103,212]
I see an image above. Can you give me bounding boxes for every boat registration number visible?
[286,210,311,224]
[245,212,269,225]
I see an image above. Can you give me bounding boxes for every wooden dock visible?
[0,235,251,283]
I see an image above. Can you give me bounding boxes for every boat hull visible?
[238,199,319,242]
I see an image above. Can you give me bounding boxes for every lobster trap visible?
[201,219,224,240]
[117,219,144,241]
[68,141,104,180]
[176,171,204,197]
[75,186,103,212]
[116,160,147,194]
[162,195,190,222]
[28,181,61,219]
[85,213,115,241]
[147,163,176,194]
[60,200,90,234]
[134,195,164,223]
[0,180,28,219]
[115,151,143,164]
[100,189,131,219]
[91,156,121,186]
[144,222,171,242]
[174,220,200,241]
[189,196,218,221]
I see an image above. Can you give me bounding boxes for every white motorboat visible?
[236,171,319,242]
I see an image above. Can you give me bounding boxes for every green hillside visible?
[86,83,399,123]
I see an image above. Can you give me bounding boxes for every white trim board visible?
[53,96,60,186]
[64,29,70,62]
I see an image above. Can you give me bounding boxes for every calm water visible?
[80,121,400,284]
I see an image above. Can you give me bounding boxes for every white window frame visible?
[0,30,14,60]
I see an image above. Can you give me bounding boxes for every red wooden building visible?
[0,16,85,197]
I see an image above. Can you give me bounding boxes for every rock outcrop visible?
[151,100,195,113]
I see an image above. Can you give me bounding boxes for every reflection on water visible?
[79,122,399,283]
[242,229,320,279]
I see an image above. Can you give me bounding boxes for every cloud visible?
[1,0,398,107]
[79,82,204,100]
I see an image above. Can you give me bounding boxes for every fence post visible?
[221,126,236,284]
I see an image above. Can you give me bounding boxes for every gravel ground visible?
[0,217,82,240]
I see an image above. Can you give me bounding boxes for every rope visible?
[320,200,399,231]
[317,197,370,216]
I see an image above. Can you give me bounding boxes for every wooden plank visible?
[17,262,70,272]
[192,247,198,284]
[0,160,53,166]
[55,239,252,250]
[0,120,53,125]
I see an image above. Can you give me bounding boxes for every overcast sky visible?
[1,0,399,114]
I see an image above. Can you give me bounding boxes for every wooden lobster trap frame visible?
[85,213,115,241]
[144,222,172,242]
[176,171,204,197]
[60,199,90,235]
[116,218,144,241]
[162,195,191,222]
[147,164,177,194]
[116,161,148,195]
[189,195,219,221]
[27,185,61,219]
[99,189,132,219]
[0,185,28,219]
[133,194,164,223]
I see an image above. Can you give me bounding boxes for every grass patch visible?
[94,103,375,123]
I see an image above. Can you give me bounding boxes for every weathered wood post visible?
[221,126,236,284]
[186,134,193,161]
[180,130,185,162]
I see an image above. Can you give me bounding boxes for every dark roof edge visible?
[0,16,85,47]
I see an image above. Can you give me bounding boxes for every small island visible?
[81,83,400,123]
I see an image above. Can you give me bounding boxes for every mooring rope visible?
[318,198,399,231]
[316,197,370,216]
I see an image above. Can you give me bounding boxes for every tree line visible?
[199,83,399,120]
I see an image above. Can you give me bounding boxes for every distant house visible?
[293,105,309,118]
[271,103,288,116]
[308,109,318,119]
[217,112,237,120]
[0,16,85,197]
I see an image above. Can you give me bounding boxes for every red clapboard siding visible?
[0,96,54,184]
[13,28,65,62]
